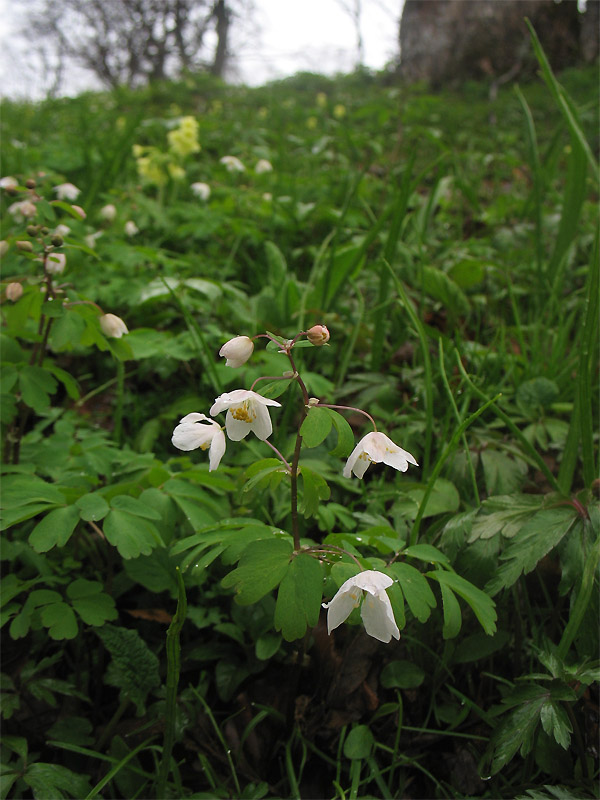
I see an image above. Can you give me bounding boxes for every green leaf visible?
[299,465,330,518]
[324,408,355,457]
[28,505,80,553]
[438,581,462,639]
[18,366,58,413]
[453,630,510,664]
[481,450,528,495]
[399,478,459,518]
[468,494,544,541]
[221,537,293,605]
[110,494,162,519]
[422,265,470,318]
[96,624,160,715]
[300,407,332,448]
[380,660,425,689]
[403,544,449,565]
[23,762,91,799]
[75,493,110,522]
[40,603,79,640]
[540,700,572,750]
[343,725,374,759]
[387,562,436,623]
[516,377,559,417]
[427,570,497,635]
[255,634,281,661]
[124,550,181,594]
[102,509,162,559]
[264,240,288,287]
[274,553,324,641]
[66,579,118,626]
[485,508,580,596]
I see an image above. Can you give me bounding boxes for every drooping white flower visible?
[210,389,280,441]
[99,204,117,221]
[124,220,139,236]
[100,313,128,338]
[343,431,418,479]
[323,570,400,643]
[53,182,80,201]
[191,182,211,200]
[46,252,66,275]
[255,159,273,174]
[220,155,246,173]
[219,335,254,367]
[172,413,226,471]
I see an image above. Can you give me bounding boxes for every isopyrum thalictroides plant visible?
[170,323,497,647]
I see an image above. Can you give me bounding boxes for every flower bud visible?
[306,324,330,346]
[16,240,33,252]
[51,234,63,247]
[6,282,23,301]
[71,205,86,219]
[100,313,129,338]
[219,335,254,367]
[0,241,9,257]
[124,220,139,236]
[27,225,38,237]
[25,178,36,189]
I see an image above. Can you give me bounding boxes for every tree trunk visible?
[399,0,590,87]
[210,0,230,77]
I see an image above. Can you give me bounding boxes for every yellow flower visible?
[316,92,327,108]
[167,116,200,157]
[333,104,346,119]
[168,163,186,180]
[306,117,318,130]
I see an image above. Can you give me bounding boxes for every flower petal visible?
[249,402,273,440]
[360,592,400,643]
[323,586,361,634]
[351,570,394,593]
[225,410,252,441]
[209,429,226,471]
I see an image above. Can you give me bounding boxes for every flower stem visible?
[113,359,125,445]
[316,402,377,431]
[156,567,187,799]
[263,438,292,472]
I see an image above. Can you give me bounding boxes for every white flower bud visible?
[124,220,139,236]
[255,159,273,174]
[53,182,81,201]
[5,282,23,301]
[219,335,254,367]
[100,313,129,338]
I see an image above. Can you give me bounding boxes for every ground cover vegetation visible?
[0,26,598,800]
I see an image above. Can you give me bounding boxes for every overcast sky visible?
[0,0,404,99]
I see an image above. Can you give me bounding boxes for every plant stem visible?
[113,359,125,445]
[156,567,187,799]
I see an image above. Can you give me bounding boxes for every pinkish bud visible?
[306,324,330,346]
[5,282,23,301]
[71,205,86,219]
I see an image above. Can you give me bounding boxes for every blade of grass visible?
[190,686,241,797]
[514,85,543,280]
[410,391,501,546]
[526,19,598,179]
[384,259,434,474]
[455,353,561,494]
[84,737,156,799]
[438,339,480,506]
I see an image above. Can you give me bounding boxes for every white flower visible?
[85,231,103,249]
[344,431,418,479]
[323,570,400,643]
[172,413,226,471]
[124,220,139,236]
[0,176,18,189]
[210,389,280,441]
[306,324,329,346]
[46,252,66,275]
[54,224,71,237]
[220,155,245,173]
[255,159,273,174]
[5,282,23,301]
[99,204,117,221]
[8,200,37,220]
[219,335,254,367]
[191,182,211,200]
[100,313,128,338]
[53,182,80,201]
